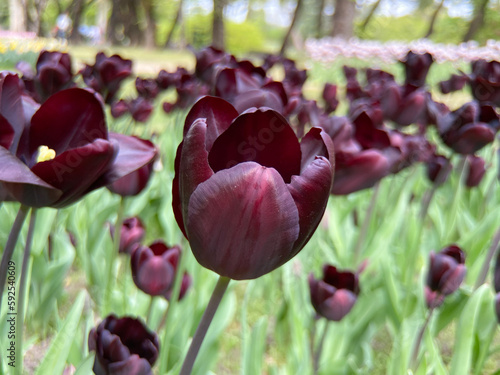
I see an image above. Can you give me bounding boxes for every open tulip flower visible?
[88,314,159,375]
[401,51,434,88]
[0,74,157,208]
[309,265,360,321]
[469,59,500,106]
[113,217,146,254]
[131,241,181,296]
[425,245,466,309]
[172,96,334,280]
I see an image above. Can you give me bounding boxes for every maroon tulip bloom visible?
[425,245,466,308]
[322,83,339,113]
[380,84,426,126]
[81,52,133,104]
[438,101,499,154]
[135,77,159,99]
[131,241,181,296]
[129,97,154,123]
[0,75,157,208]
[426,154,452,186]
[465,155,486,188]
[114,217,145,255]
[172,96,334,280]
[107,138,157,196]
[194,45,232,84]
[110,99,129,119]
[469,59,500,106]
[309,265,360,321]
[88,314,159,375]
[402,51,434,87]
[164,272,192,301]
[439,74,468,94]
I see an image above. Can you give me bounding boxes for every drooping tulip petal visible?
[299,127,335,171]
[30,139,115,208]
[0,145,62,207]
[0,74,26,151]
[186,162,300,280]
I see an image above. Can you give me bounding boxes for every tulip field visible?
[0,41,500,375]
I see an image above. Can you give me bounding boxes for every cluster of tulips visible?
[0,42,499,374]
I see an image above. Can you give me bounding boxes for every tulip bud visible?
[88,314,159,375]
[425,245,466,308]
[131,242,181,296]
[465,155,486,188]
[426,154,452,186]
[112,217,145,255]
[309,265,360,321]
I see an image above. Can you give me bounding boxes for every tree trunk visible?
[315,0,326,38]
[212,0,225,50]
[280,0,304,56]
[165,0,183,48]
[331,0,355,39]
[9,0,27,32]
[463,0,489,41]
[360,0,381,32]
[107,0,121,44]
[424,0,444,38]
[68,0,85,44]
[97,0,109,41]
[143,0,157,48]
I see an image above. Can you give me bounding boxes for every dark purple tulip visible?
[128,97,154,123]
[115,217,145,254]
[107,137,157,196]
[81,52,133,104]
[194,45,232,84]
[365,68,394,84]
[131,241,180,296]
[172,96,334,280]
[402,51,434,87]
[426,154,452,186]
[34,50,74,101]
[465,155,486,188]
[164,272,192,301]
[0,76,157,208]
[88,314,159,375]
[469,59,500,106]
[439,74,468,94]
[110,99,129,119]
[135,77,159,99]
[380,83,426,126]
[425,245,466,308]
[438,101,499,154]
[215,67,261,102]
[332,149,390,195]
[233,88,284,114]
[322,83,339,113]
[309,265,360,321]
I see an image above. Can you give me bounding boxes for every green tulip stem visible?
[313,320,330,375]
[353,181,380,264]
[158,248,188,374]
[146,296,155,325]
[0,204,29,312]
[410,307,434,371]
[179,276,231,375]
[104,197,125,315]
[419,183,437,221]
[15,209,37,375]
[474,226,500,289]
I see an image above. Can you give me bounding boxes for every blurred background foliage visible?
[1,0,500,57]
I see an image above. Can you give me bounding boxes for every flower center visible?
[36,146,56,163]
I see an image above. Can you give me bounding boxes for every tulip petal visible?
[208,108,301,183]
[29,88,107,156]
[172,142,187,237]
[94,133,157,186]
[0,145,62,207]
[0,74,25,151]
[187,162,300,280]
[179,118,215,223]
[450,122,495,154]
[183,96,239,151]
[300,127,335,172]
[0,114,14,149]
[321,289,357,321]
[30,139,115,208]
[107,355,153,375]
[287,156,332,252]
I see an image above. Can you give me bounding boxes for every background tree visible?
[212,0,226,49]
[280,0,304,55]
[463,0,489,41]
[331,0,355,38]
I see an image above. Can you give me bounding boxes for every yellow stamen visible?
[36,146,56,163]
